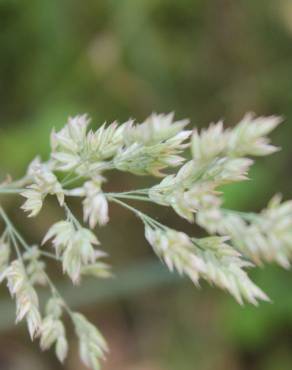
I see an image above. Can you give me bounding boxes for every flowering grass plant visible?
[0,112,291,369]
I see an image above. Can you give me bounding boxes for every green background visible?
[1,1,292,369]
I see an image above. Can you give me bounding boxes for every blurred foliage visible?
[1,0,292,369]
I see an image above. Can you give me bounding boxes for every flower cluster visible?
[21,158,64,217]
[114,113,191,176]
[197,194,292,268]
[145,225,269,305]
[5,260,42,339]
[83,180,109,228]
[0,111,290,369]
[23,246,47,285]
[43,220,109,283]
[73,313,108,370]
[149,113,281,223]
[40,298,68,363]
[50,113,191,177]
[51,115,125,174]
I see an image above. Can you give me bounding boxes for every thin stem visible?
[8,231,23,261]
[0,211,32,254]
[0,206,61,262]
[0,208,23,261]
[107,196,168,230]
[108,196,143,218]
[113,189,150,195]
[0,206,15,232]
[63,202,82,229]
[7,224,30,251]
[1,229,9,242]
[62,174,83,187]
[0,188,26,194]
[0,175,31,189]
[0,206,73,317]
[39,250,61,261]
[108,196,213,250]
[105,193,151,202]
[44,273,74,317]
[61,171,75,185]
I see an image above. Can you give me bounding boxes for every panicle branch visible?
[0,111,289,369]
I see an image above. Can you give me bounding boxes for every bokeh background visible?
[1,1,292,369]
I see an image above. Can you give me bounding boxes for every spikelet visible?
[39,297,68,363]
[145,225,269,305]
[5,260,42,339]
[21,158,64,217]
[43,220,109,283]
[73,313,108,370]
[83,180,109,228]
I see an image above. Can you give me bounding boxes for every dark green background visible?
[1,1,292,369]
